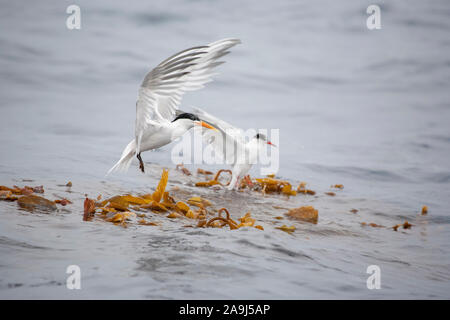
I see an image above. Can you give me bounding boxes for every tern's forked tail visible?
[106,139,136,176]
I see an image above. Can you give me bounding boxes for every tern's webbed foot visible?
[137,153,145,173]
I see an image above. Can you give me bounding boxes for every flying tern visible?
[107,38,241,175]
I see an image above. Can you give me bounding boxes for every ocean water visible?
[0,0,449,299]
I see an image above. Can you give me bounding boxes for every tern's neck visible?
[169,120,193,140]
[245,139,264,163]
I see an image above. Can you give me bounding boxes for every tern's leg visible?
[235,175,241,189]
[244,175,253,187]
[137,153,145,173]
[227,174,238,191]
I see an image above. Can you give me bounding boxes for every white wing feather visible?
[135,38,241,153]
[193,107,246,166]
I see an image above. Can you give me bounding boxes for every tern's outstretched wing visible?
[193,107,246,166]
[135,38,241,153]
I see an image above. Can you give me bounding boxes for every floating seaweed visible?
[195,169,232,187]
[1,168,421,240]
[138,219,158,226]
[17,195,56,212]
[421,206,428,215]
[403,221,413,229]
[107,211,136,224]
[83,197,96,221]
[252,178,316,197]
[276,225,296,233]
[361,222,384,228]
[176,163,192,176]
[57,181,72,187]
[77,169,323,230]
[195,171,313,198]
[167,212,183,219]
[202,208,263,231]
[82,169,212,226]
[152,169,169,202]
[1,184,70,211]
[187,196,212,208]
[281,184,297,196]
[95,170,172,215]
[55,198,72,206]
[197,168,213,175]
[0,190,18,201]
[255,177,291,195]
[297,182,316,195]
[0,185,44,195]
[392,221,413,231]
[285,206,318,224]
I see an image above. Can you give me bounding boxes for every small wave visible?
[426,172,450,183]
[425,134,450,144]
[271,244,315,261]
[398,18,449,30]
[0,236,48,250]
[235,238,268,250]
[365,58,418,71]
[361,253,411,267]
[133,12,186,26]
[298,227,364,238]
[304,163,410,182]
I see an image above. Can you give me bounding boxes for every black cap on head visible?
[172,112,200,122]
[255,133,267,141]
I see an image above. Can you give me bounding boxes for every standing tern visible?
[193,107,276,190]
[107,38,241,175]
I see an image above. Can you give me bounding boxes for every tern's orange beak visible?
[267,141,276,147]
[196,121,218,131]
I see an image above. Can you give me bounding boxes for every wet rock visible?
[17,195,57,212]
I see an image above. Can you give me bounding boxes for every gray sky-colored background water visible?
[0,0,449,299]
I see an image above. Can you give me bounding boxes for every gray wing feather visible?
[135,39,241,153]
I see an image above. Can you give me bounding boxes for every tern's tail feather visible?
[106,139,136,176]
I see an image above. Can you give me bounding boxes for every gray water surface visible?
[0,0,449,299]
